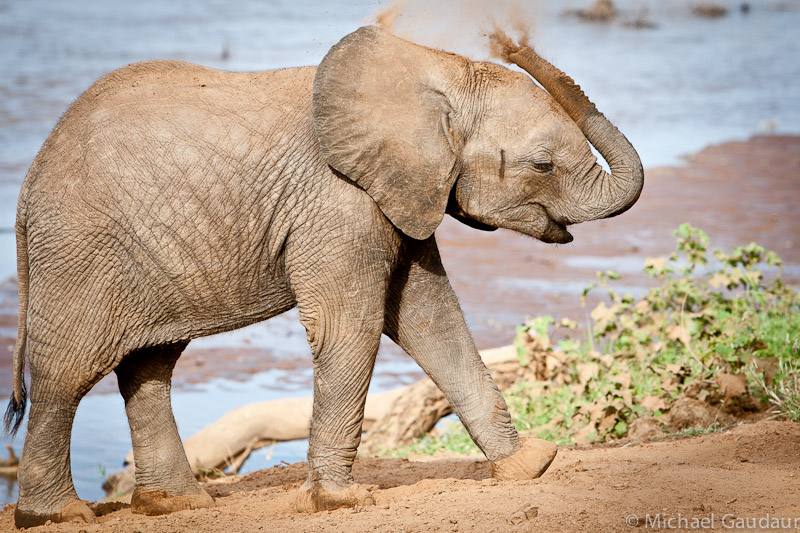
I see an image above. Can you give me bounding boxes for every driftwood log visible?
[0,445,19,476]
[104,345,520,498]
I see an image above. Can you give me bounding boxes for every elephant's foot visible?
[15,499,97,528]
[491,438,558,481]
[294,482,375,513]
[131,486,215,516]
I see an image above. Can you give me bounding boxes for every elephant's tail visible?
[4,217,28,437]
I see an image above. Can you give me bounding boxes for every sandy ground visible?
[1,418,797,532]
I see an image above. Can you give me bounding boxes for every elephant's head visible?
[313,26,643,243]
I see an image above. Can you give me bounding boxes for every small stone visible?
[481,478,499,486]
[522,505,539,519]
[509,504,539,524]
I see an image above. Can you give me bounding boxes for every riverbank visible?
[2,418,797,532]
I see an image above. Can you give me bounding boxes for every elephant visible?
[4,25,642,527]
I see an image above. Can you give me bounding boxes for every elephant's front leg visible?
[293,267,386,512]
[385,238,557,479]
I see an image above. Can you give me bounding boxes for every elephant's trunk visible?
[498,36,643,222]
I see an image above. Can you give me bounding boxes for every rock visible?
[567,0,616,22]
[668,397,716,429]
[628,416,665,441]
[715,373,762,413]
[715,373,747,400]
[692,3,728,18]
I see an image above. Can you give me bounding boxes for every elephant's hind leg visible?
[115,342,214,516]
[14,399,97,528]
[14,349,104,527]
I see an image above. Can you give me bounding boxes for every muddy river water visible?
[0,0,798,504]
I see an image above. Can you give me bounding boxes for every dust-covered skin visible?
[6,26,642,526]
[0,136,795,395]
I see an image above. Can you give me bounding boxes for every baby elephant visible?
[6,26,642,527]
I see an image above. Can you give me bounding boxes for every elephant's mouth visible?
[536,204,573,244]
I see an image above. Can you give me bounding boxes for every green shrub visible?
[391,225,799,454]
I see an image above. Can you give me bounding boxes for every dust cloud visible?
[367,0,538,62]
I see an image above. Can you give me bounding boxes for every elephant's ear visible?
[313,26,460,240]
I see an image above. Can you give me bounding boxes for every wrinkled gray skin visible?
[6,26,642,526]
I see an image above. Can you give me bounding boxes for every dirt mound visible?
[4,419,797,532]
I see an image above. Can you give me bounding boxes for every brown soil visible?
[2,418,797,532]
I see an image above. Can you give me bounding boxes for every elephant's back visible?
[18,60,320,346]
[21,58,319,250]
[82,59,317,117]
[21,60,317,197]
[20,60,318,228]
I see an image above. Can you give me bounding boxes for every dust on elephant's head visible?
[312,26,643,243]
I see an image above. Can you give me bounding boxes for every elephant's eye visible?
[533,161,554,173]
